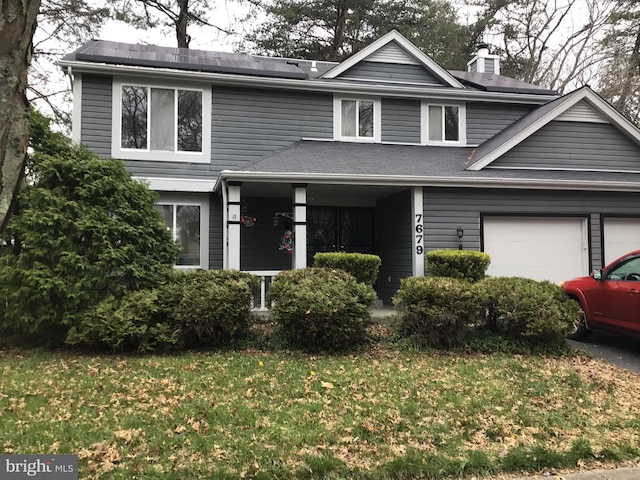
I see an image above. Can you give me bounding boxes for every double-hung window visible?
[157,203,203,268]
[422,103,465,145]
[334,97,381,142]
[113,80,211,162]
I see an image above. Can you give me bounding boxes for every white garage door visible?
[603,217,640,265]
[483,216,588,283]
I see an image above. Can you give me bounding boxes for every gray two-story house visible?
[61,30,640,304]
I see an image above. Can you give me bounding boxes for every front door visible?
[307,207,375,265]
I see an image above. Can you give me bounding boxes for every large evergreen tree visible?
[242,0,470,69]
[0,111,181,345]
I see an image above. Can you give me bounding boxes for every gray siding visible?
[240,197,294,272]
[209,193,223,269]
[422,187,640,271]
[376,189,413,304]
[124,160,219,179]
[467,102,535,145]
[491,121,640,171]
[81,74,112,158]
[381,98,421,143]
[338,61,449,86]
[212,86,333,170]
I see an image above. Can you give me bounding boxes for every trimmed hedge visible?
[479,276,582,343]
[393,276,487,347]
[313,252,381,288]
[67,270,259,351]
[267,268,376,350]
[426,250,491,282]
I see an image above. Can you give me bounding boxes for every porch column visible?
[411,187,425,277]
[293,184,308,269]
[227,182,242,270]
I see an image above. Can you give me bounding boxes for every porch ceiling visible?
[238,181,405,206]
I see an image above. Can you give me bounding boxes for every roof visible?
[224,140,640,191]
[63,39,312,80]
[450,71,556,95]
[467,86,640,170]
[62,37,553,95]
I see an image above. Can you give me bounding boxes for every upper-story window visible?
[334,96,381,142]
[112,80,211,163]
[421,102,466,145]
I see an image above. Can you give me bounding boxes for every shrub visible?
[267,268,376,350]
[479,277,582,343]
[67,269,259,351]
[0,111,180,346]
[67,289,182,352]
[426,250,491,282]
[393,276,487,347]
[313,252,381,288]
[174,270,259,346]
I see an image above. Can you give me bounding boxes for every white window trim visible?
[420,101,466,146]
[157,193,210,269]
[112,79,211,163]
[333,96,382,142]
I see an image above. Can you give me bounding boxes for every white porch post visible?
[293,184,307,269]
[227,182,242,270]
[411,187,425,277]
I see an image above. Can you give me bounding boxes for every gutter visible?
[213,170,640,194]
[58,59,557,105]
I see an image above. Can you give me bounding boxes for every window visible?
[121,86,202,152]
[421,103,465,145]
[113,80,211,163]
[157,203,202,267]
[334,97,381,142]
[606,257,640,281]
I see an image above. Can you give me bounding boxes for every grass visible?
[1,325,640,479]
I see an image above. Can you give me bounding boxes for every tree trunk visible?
[176,0,190,48]
[0,0,40,232]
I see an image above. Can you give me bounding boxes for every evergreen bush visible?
[0,111,181,346]
[426,250,491,282]
[479,276,582,344]
[68,269,259,351]
[313,252,381,288]
[393,276,487,347]
[267,268,376,350]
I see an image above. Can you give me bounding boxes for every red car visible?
[561,249,640,340]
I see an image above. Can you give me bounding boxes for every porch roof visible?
[217,140,640,193]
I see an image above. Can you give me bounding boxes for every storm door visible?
[307,207,375,264]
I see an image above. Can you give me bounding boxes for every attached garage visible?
[482,216,589,283]
[603,217,640,265]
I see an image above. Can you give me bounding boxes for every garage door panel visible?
[603,218,640,265]
[483,217,588,283]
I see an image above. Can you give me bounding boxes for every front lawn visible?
[1,334,639,479]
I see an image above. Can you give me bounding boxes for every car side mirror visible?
[592,269,602,280]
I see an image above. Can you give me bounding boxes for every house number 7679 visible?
[415,214,423,255]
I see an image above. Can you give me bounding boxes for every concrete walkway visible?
[508,466,640,479]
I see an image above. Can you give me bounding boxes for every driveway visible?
[568,331,640,375]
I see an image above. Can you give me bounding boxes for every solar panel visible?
[73,40,308,79]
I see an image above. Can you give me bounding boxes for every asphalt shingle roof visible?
[236,140,640,187]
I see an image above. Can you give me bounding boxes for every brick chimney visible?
[467,44,500,75]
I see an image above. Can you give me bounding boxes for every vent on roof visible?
[467,44,500,75]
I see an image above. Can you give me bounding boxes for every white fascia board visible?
[467,86,617,171]
[214,170,640,193]
[59,60,555,105]
[134,176,217,192]
[320,30,465,89]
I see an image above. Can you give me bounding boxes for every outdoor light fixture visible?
[456,226,464,250]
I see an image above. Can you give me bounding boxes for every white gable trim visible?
[321,30,464,88]
[467,86,640,171]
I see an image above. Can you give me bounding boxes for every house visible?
[60,30,640,304]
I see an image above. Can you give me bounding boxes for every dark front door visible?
[307,207,375,265]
